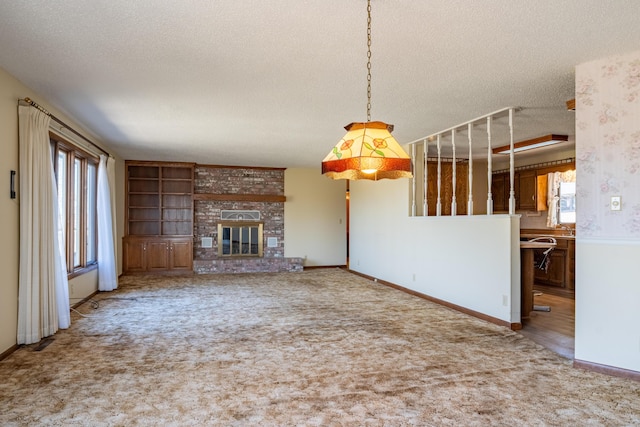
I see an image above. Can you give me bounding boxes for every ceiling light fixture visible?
[321,0,412,180]
[492,134,569,155]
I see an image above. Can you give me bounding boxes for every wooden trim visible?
[68,263,98,280]
[494,158,575,175]
[0,344,19,361]
[521,228,575,237]
[535,162,576,176]
[566,99,576,111]
[348,270,521,330]
[492,134,569,155]
[303,265,348,270]
[125,160,196,168]
[196,163,286,171]
[194,193,286,203]
[573,359,640,382]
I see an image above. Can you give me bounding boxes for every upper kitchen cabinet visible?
[426,161,468,215]
[517,170,547,211]
[491,172,509,212]
[492,165,569,213]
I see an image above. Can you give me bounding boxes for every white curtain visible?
[546,170,577,227]
[97,155,118,291]
[17,105,70,345]
[546,172,560,227]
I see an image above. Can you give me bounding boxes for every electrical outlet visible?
[412,273,416,282]
[502,295,508,306]
[611,196,622,211]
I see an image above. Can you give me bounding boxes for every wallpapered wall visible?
[576,50,640,239]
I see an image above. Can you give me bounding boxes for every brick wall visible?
[192,166,302,273]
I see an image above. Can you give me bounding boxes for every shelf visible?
[126,161,194,239]
[128,166,159,179]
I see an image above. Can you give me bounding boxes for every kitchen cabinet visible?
[533,237,574,290]
[517,170,537,211]
[124,161,194,274]
[567,239,575,290]
[491,170,547,212]
[491,172,509,212]
[426,161,468,215]
[518,170,547,211]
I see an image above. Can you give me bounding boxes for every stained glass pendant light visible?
[322,0,412,180]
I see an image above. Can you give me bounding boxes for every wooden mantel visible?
[193,193,286,203]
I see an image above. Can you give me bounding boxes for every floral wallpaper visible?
[576,50,640,239]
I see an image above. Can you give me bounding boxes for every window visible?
[558,181,576,224]
[51,134,98,276]
[217,223,263,257]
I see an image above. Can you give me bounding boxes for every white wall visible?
[284,168,347,266]
[350,178,521,324]
[575,241,640,372]
[574,50,640,372]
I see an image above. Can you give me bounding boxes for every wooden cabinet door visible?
[123,239,147,273]
[547,251,566,287]
[146,241,169,271]
[426,162,468,215]
[534,261,549,282]
[170,240,193,271]
[518,170,537,211]
[491,173,508,212]
[567,240,575,290]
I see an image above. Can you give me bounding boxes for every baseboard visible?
[348,269,521,330]
[574,359,640,382]
[71,290,100,309]
[0,344,19,361]
[303,265,347,270]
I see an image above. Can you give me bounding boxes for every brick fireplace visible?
[192,165,303,273]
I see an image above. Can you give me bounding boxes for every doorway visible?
[519,292,575,359]
[519,163,576,359]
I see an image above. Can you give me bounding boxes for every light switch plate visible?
[611,196,622,211]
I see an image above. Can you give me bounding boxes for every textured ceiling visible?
[1,1,640,167]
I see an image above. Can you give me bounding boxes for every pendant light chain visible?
[366,0,372,123]
[321,0,413,180]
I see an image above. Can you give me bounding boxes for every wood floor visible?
[518,289,575,359]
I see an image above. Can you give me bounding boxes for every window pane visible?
[231,227,240,254]
[73,158,82,267]
[57,151,67,259]
[559,181,576,224]
[222,227,231,255]
[86,163,97,263]
[241,227,249,254]
[250,227,258,254]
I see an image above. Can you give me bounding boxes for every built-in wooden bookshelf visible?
[124,161,194,273]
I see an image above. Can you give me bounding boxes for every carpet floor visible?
[1,269,639,426]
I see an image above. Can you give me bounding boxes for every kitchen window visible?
[558,181,576,224]
[546,169,576,227]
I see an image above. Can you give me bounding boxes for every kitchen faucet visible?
[560,225,574,236]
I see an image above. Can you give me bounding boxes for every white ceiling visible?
[1,1,640,167]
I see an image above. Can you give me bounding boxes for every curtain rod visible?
[19,97,111,158]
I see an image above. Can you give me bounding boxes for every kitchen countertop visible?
[520,233,574,240]
[520,240,558,249]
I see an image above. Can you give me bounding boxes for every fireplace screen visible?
[217,222,263,257]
